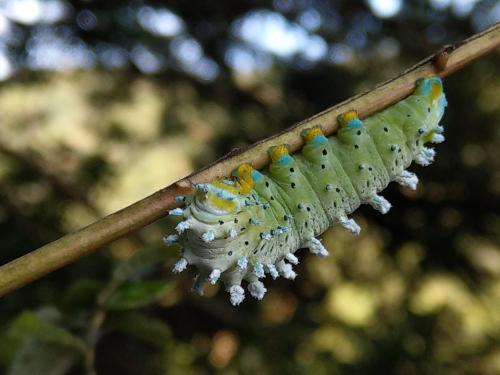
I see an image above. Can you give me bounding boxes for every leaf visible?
[7,340,79,375]
[61,278,103,312]
[105,280,173,310]
[108,312,172,348]
[0,331,20,368]
[3,310,85,375]
[8,311,86,353]
[112,247,169,283]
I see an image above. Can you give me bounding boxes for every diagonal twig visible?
[0,23,499,297]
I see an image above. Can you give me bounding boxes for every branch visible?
[1,23,499,297]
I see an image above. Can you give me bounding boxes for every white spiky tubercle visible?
[163,76,447,306]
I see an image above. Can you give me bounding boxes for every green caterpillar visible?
[164,76,447,305]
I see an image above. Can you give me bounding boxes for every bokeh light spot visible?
[367,0,402,18]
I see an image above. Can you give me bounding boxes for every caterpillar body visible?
[164,76,447,306]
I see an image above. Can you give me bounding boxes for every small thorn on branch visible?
[433,47,450,72]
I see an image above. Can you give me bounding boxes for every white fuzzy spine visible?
[228,285,245,306]
[367,194,392,214]
[172,258,188,273]
[339,217,361,235]
[163,234,179,245]
[208,269,221,284]
[285,253,299,265]
[248,281,267,300]
[202,230,215,243]
[395,170,419,190]
[306,237,329,257]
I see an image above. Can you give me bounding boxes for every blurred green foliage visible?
[0,1,499,375]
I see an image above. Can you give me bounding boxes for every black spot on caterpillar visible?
[164,76,447,305]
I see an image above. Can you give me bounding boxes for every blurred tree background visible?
[0,0,499,374]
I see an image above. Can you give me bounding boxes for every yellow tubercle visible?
[212,180,240,195]
[429,81,442,103]
[207,194,238,212]
[270,144,290,162]
[197,179,240,212]
[303,127,324,143]
[422,129,435,144]
[233,163,254,194]
[417,75,442,103]
[338,110,358,126]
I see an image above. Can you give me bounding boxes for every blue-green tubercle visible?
[164,76,447,305]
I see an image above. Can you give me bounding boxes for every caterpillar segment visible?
[164,76,447,305]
